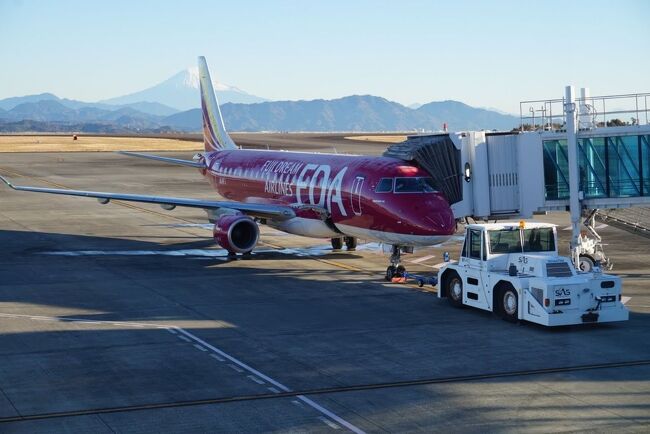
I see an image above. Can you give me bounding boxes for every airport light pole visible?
[565,85,581,266]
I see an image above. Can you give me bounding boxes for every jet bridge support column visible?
[565,86,581,265]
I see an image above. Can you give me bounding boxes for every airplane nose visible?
[423,194,456,235]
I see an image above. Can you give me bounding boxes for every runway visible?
[0,140,649,433]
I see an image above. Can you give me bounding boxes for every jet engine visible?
[213,214,259,253]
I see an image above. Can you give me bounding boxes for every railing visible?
[520,92,650,131]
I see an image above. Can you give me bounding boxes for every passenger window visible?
[375,178,393,193]
[469,229,481,259]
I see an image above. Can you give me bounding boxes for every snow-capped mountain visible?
[100,67,267,111]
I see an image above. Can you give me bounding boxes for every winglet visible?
[0,175,16,189]
[198,56,237,152]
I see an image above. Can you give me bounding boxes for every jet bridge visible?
[387,89,650,268]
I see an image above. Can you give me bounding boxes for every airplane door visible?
[351,176,364,215]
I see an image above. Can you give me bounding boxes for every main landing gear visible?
[331,237,357,251]
[385,245,406,281]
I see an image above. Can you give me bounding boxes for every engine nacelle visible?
[213,215,259,253]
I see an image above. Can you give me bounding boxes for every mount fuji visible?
[100,67,267,111]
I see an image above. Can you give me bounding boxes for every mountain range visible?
[0,68,519,133]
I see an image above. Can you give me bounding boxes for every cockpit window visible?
[394,177,437,193]
[375,177,393,193]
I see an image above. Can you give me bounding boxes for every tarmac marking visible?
[410,254,436,264]
[319,416,341,430]
[166,328,177,334]
[172,328,365,434]
[247,375,265,385]
[210,353,225,362]
[193,344,208,352]
[228,364,245,373]
[0,312,365,432]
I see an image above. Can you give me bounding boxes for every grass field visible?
[0,135,203,153]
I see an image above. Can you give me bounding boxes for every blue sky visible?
[1,0,649,113]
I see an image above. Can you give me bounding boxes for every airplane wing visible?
[118,151,206,168]
[0,176,295,220]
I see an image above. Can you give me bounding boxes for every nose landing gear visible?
[385,245,407,281]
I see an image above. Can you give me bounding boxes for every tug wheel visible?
[447,273,463,307]
[498,285,519,322]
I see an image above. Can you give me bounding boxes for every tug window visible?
[375,177,394,193]
[469,229,482,260]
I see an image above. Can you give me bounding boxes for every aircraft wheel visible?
[331,237,343,250]
[385,266,396,281]
[447,273,463,306]
[395,265,406,277]
[579,255,595,272]
[344,236,357,251]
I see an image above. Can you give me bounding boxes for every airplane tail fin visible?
[198,56,237,152]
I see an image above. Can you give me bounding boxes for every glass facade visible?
[543,135,650,200]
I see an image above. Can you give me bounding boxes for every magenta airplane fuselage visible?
[199,149,455,246]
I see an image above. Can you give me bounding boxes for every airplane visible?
[0,56,456,280]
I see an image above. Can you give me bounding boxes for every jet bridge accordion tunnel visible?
[383,134,463,205]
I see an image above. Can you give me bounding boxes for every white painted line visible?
[291,399,304,408]
[247,375,265,385]
[297,395,362,433]
[410,254,436,264]
[174,327,365,433]
[0,312,365,434]
[210,354,225,362]
[228,364,244,373]
[166,328,177,334]
[193,344,208,352]
[30,317,52,321]
[319,416,341,430]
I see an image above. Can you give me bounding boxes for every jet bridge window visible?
[375,177,394,193]
[394,177,438,193]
